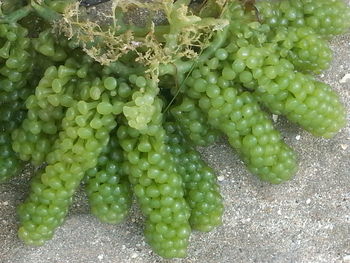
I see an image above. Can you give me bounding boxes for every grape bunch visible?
[85,131,132,224]
[0,0,348,259]
[0,21,34,182]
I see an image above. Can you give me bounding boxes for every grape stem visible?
[159,21,229,78]
[104,61,146,77]
[114,9,170,41]
[0,5,33,24]
[160,7,230,113]
[30,0,61,23]
[199,24,229,62]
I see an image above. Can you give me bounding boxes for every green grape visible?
[256,0,350,37]
[171,96,220,146]
[0,23,33,98]
[118,97,191,258]
[227,2,333,73]
[0,103,25,182]
[17,74,121,245]
[85,131,132,224]
[184,67,297,184]
[164,122,224,232]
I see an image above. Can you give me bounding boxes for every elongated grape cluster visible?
[182,73,297,183]
[171,97,220,146]
[268,25,333,73]
[255,0,350,37]
[0,0,348,259]
[17,75,120,245]
[85,130,132,224]
[224,3,346,138]
[164,122,223,232]
[0,22,34,182]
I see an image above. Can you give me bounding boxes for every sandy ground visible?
[1,4,350,263]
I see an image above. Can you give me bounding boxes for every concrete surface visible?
[1,9,350,263]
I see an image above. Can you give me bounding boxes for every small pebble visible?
[97,254,104,261]
[131,41,142,47]
[218,175,225,182]
[343,255,350,262]
[340,144,348,150]
[295,135,301,141]
[131,252,138,259]
[272,114,278,122]
[340,73,350,83]
[306,199,311,205]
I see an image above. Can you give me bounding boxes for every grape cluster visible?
[33,29,68,62]
[17,72,121,244]
[171,96,220,146]
[122,76,159,131]
[0,0,348,259]
[85,130,132,224]
[0,103,24,182]
[255,0,350,37]
[165,122,223,232]
[224,3,346,138]
[268,26,333,73]
[11,55,94,165]
[118,97,192,258]
[181,70,297,183]
[0,22,34,182]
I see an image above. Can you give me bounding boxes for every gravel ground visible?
[1,4,350,263]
